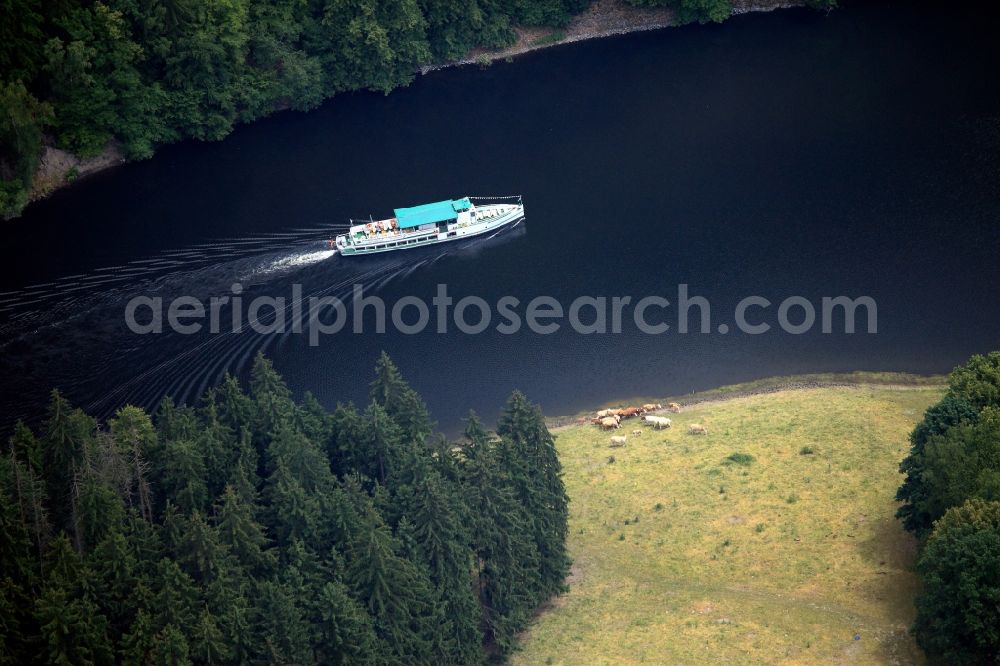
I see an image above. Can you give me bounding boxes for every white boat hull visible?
[336,202,524,256]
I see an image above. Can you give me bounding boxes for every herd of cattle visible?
[592,401,708,446]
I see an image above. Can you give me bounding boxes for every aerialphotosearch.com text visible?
[124,283,878,346]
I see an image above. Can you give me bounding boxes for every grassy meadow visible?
[515,384,945,665]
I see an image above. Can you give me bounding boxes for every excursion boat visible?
[334,196,524,256]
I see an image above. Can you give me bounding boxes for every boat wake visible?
[0,218,526,433]
[245,248,339,278]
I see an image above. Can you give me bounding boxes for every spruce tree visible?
[153,399,199,446]
[88,530,147,643]
[195,397,238,502]
[250,353,296,441]
[158,440,208,516]
[327,402,364,474]
[0,353,573,663]
[109,406,157,524]
[9,420,42,473]
[497,391,571,600]
[2,449,50,575]
[357,403,405,486]
[150,559,198,638]
[315,579,383,665]
[369,352,432,443]
[213,376,256,440]
[34,584,115,666]
[263,460,319,548]
[176,511,228,585]
[74,476,125,553]
[342,489,438,665]
[463,441,541,652]
[396,465,483,663]
[214,485,274,575]
[151,623,191,666]
[251,579,313,665]
[189,607,230,665]
[297,391,333,449]
[120,609,157,665]
[35,534,115,665]
[42,390,96,526]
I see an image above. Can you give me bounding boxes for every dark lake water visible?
[2,1,999,434]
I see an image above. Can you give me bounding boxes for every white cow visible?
[643,415,672,430]
[609,435,627,447]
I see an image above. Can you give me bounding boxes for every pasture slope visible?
[516,382,944,665]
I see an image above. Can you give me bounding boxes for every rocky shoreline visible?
[26,0,803,211]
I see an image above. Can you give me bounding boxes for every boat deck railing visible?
[348,199,522,244]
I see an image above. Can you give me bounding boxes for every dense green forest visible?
[0,0,841,219]
[0,352,570,664]
[895,351,1000,663]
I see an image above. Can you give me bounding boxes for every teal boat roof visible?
[394,197,470,229]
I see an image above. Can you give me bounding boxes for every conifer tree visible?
[35,534,115,665]
[463,441,541,652]
[120,609,157,665]
[396,464,483,663]
[251,579,313,664]
[158,440,208,516]
[153,399,199,446]
[176,511,228,585]
[297,391,333,449]
[265,425,334,495]
[327,402,364,474]
[0,575,31,664]
[315,579,383,665]
[110,406,157,524]
[42,390,96,525]
[9,420,42,473]
[189,607,230,665]
[151,559,198,638]
[151,623,191,666]
[214,485,274,575]
[0,353,573,663]
[74,476,124,552]
[250,353,296,440]
[88,530,147,642]
[34,583,115,666]
[343,489,439,665]
[369,352,432,443]
[195,397,238,502]
[263,461,318,548]
[357,403,406,486]
[2,449,50,574]
[213,376,256,440]
[497,391,571,600]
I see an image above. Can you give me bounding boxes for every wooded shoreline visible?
[23,0,804,214]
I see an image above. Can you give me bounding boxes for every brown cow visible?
[641,403,662,412]
[667,402,682,413]
[599,416,622,430]
[688,423,708,435]
[615,406,643,419]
